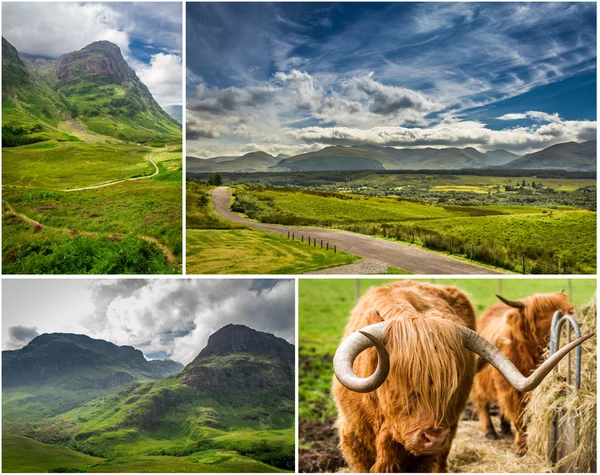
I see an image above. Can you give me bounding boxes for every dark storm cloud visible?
[6,325,39,349]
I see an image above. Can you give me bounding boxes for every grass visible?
[186,182,361,274]
[2,141,153,189]
[2,436,288,473]
[2,435,102,472]
[187,229,358,274]
[2,142,182,273]
[232,187,596,274]
[298,278,597,422]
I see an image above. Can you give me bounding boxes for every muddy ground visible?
[299,405,549,473]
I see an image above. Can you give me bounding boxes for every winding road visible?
[212,187,503,275]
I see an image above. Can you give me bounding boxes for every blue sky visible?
[3,2,182,121]
[186,2,596,158]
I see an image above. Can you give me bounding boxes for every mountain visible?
[189,144,520,173]
[276,145,520,171]
[5,325,295,471]
[3,333,183,423]
[2,38,181,146]
[503,141,596,171]
[187,151,279,173]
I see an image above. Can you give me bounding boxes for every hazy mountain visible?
[503,141,596,171]
[2,37,181,146]
[3,333,183,423]
[190,144,520,173]
[187,151,278,173]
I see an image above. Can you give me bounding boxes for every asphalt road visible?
[212,187,503,275]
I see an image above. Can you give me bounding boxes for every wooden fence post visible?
[327,243,329,251]
[334,245,337,253]
[522,254,526,274]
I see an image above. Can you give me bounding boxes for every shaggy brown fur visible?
[333,280,477,473]
[471,291,575,456]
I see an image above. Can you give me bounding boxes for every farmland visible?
[225,185,596,274]
[297,278,596,472]
[186,182,360,274]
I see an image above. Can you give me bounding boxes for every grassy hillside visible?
[3,435,102,473]
[2,38,182,274]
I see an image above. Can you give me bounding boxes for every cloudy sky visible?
[186,2,596,158]
[2,279,295,365]
[2,2,182,122]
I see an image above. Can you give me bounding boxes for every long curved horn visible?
[333,322,390,393]
[496,294,525,309]
[459,325,595,392]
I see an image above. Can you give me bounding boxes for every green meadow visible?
[2,142,182,274]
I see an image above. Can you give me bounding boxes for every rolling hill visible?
[3,333,183,423]
[503,141,596,171]
[3,325,295,472]
[2,37,181,145]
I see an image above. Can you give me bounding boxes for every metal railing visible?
[549,310,582,390]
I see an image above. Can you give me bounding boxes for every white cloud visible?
[286,114,596,154]
[83,280,295,365]
[2,3,130,58]
[137,53,182,107]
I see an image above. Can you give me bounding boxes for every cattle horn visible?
[459,325,595,392]
[333,322,390,393]
[496,294,525,309]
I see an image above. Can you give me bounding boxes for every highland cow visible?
[471,291,577,456]
[332,282,592,473]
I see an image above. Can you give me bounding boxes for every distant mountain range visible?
[2,37,181,145]
[187,141,596,173]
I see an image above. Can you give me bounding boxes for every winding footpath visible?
[212,187,503,275]
[61,153,159,192]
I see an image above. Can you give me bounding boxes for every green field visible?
[2,436,287,473]
[298,278,597,421]
[230,187,596,274]
[3,435,103,472]
[3,141,182,274]
[186,182,361,274]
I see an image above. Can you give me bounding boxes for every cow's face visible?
[503,292,576,343]
[375,314,470,455]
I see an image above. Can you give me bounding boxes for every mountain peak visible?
[195,323,292,359]
[55,40,136,85]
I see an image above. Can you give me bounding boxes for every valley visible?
[2,38,182,274]
[2,326,295,473]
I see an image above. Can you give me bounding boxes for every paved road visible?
[212,187,503,275]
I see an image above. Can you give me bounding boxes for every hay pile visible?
[523,294,597,472]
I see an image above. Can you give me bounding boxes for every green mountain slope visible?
[4,325,295,472]
[503,141,596,171]
[3,333,183,423]
[2,38,75,146]
[54,41,180,143]
[2,38,181,146]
